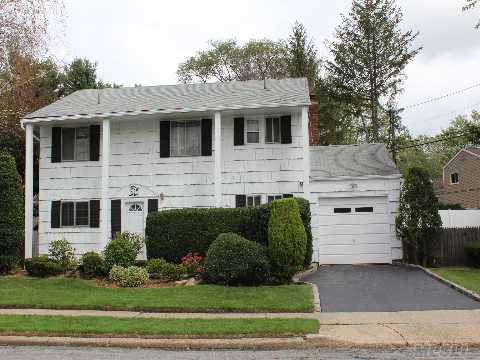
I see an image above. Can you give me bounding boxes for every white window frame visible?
[450,172,459,185]
[61,127,90,162]
[267,195,283,203]
[60,200,90,227]
[265,117,281,144]
[247,195,262,207]
[169,119,202,157]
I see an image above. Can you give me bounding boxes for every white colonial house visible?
[21,78,401,264]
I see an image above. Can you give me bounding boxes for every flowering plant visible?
[181,252,204,275]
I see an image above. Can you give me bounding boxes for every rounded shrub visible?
[104,232,143,269]
[465,240,480,267]
[81,252,107,278]
[108,265,149,287]
[24,256,63,277]
[267,198,307,283]
[146,258,186,281]
[203,233,270,286]
[48,239,78,272]
[0,151,23,263]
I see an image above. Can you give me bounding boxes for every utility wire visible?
[395,131,472,151]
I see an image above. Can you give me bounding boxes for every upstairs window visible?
[61,127,90,161]
[450,173,459,184]
[170,120,201,156]
[246,120,260,144]
[265,117,281,143]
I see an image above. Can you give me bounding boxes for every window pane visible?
[247,120,259,132]
[273,118,281,143]
[62,128,75,161]
[254,196,261,206]
[170,121,185,156]
[265,118,273,143]
[355,207,373,213]
[247,120,259,144]
[75,202,89,226]
[247,196,253,207]
[334,208,351,214]
[247,132,259,143]
[76,127,89,161]
[185,120,201,156]
[61,202,75,226]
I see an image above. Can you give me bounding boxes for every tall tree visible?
[287,21,320,89]
[326,0,421,142]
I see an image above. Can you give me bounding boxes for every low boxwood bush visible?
[24,256,63,277]
[268,198,307,283]
[108,265,149,287]
[146,258,186,281]
[48,239,78,272]
[203,233,270,286]
[104,232,143,269]
[0,255,17,274]
[146,198,312,264]
[465,240,480,267]
[81,252,107,278]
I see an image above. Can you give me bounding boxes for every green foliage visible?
[145,198,312,264]
[0,256,17,274]
[0,151,24,261]
[48,239,77,272]
[24,256,63,277]
[439,203,465,210]
[268,199,307,283]
[396,167,442,265]
[103,232,143,269]
[108,265,149,288]
[465,240,480,267]
[81,252,107,278]
[145,258,186,281]
[203,233,270,286]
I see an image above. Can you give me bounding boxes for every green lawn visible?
[0,277,313,313]
[0,315,318,338]
[430,267,480,294]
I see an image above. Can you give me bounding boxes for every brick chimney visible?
[308,93,319,145]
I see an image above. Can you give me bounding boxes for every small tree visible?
[396,167,442,265]
[268,198,307,283]
[0,151,24,265]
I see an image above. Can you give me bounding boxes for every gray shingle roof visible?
[310,144,400,179]
[24,78,310,121]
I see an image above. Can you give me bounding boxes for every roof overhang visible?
[310,174,402,181]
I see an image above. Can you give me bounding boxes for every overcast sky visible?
[51,0,480,137]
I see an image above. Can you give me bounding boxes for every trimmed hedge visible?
[145,198,312,264]
[203,233,270,286]
[24,256,63,277]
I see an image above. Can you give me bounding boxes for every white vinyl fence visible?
[439,210,480,228]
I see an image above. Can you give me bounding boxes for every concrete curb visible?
[292,264,321,313]
[402,263,480,303]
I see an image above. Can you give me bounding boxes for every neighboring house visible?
[21,78,401,264]
[434,147,480,209]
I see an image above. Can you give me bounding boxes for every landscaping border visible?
[293,264,321,313]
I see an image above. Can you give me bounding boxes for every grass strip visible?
[430,267,480,294]
[0,315,318,338]
[0,277,314,313]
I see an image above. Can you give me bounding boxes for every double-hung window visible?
[247,195,261,207]
[61,201,89,227]
[61,127,90,161]
[246,120,260,144]
[170,120,201,156]
[265,117,281,143]
[450,173,459,184]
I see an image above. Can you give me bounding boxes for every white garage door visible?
[313,196,392,264]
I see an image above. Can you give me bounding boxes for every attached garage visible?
[309,144,402,264]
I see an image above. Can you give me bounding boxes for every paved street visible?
[1,346,479,359]
[305,265,480,312]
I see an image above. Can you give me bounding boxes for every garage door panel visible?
[313,213,388,226]
[315,233,391,245]
[317,253,393,265]
[318,197,388,206]
[313,223,390,236]
[313,203,388,216]
[318,243,392,255]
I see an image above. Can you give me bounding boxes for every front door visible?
[125,202,146,259]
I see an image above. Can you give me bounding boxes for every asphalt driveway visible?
[304,265,480,312]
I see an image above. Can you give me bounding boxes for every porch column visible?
[301,106,310,201]
[101,118,110,247]
[24,123,33,259]
[214,111,222,207]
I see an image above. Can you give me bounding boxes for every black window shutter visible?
[235,195,246,208]
[111,199,121,238]
[51,201,61,228]
[89,125,100,161]
[280,115,292,144]
[160,121,171,158]
[51,127,62,163]
[148,199,158,213]
[89,200,100,228]
[234,117,244,146]
[201,118,212,156]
